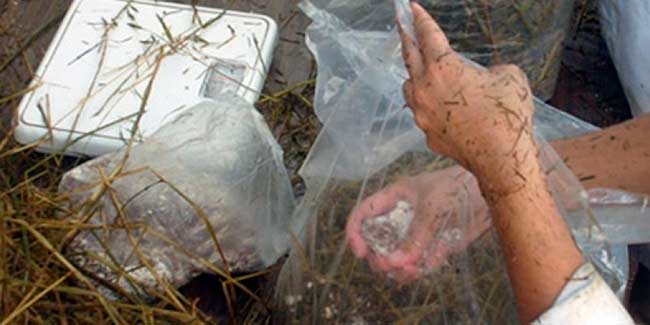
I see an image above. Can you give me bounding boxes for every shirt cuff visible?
[532,262,633,324]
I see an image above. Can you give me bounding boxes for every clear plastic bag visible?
[60,96,295,299]
[275,0,628,322]
[580,189,650,288]
[583,189,650,246]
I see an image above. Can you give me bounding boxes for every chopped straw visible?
[0,0,320,323]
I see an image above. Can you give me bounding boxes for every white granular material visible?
[360,200,415,256]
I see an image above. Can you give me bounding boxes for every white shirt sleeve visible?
[532,263,634,325]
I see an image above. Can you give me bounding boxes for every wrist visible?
[470,136,544,201]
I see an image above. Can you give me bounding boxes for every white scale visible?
[15,0,278,157]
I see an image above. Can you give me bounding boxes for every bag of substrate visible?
[59,96,295,299]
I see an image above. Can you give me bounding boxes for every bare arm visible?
[400,4,584,322]
[476,141,584,323]
[555,113,650,195]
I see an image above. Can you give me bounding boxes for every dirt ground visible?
[0,0,644,323]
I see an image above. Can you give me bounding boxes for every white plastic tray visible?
[15,0,278,157]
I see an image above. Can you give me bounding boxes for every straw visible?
[0,0,320,322]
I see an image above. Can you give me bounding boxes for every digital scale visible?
[15,0,278,157]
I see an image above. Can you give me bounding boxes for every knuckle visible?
[403,86,415,106]
[426,63,439,75]
[412,88,427,107]
[491,64,526,80]
[505,64,527,80]
[515,68,530,84]
[402,81,412,93]
[503,64,522,73]
[488,64,506,74]
[413,113,430,130]
[489,64,517,74]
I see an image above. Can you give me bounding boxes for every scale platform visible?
[15,0,278,157]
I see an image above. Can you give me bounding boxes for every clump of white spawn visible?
[360,201,415,256]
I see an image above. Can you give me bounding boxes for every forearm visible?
[474,139,584,323]
[551,113,650,195]
[465,113,650,237]
[395,4,623,321]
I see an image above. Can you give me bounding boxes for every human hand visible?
[345,166,490,283]
[397,6,586,321]
[400,3,538,194]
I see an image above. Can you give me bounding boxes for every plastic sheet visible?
[586,189,650,246]
[275,0,628,323]
[599,0,650,117]
[545,148,650,300]
[60,97,295,299]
